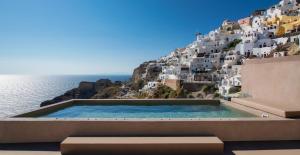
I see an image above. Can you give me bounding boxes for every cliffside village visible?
[138,0,300,97]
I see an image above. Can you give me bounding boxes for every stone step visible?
[231,98,300,118]
[61,136,224,155]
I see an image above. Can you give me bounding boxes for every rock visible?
[145,65,162,82]
[131,60,161,90]
[40,79,122,107]
[40,88,79,107]
[95,79,113,92]
[92,86,122,99]
[131,62,149,84]
[78,82,96,97]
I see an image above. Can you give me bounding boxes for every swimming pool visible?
[38,103,256,118]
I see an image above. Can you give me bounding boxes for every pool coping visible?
[1,99,300,143]
[10,99,271,120]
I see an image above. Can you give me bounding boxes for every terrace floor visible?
[1,141,300,155]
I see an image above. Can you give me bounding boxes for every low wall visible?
[2,99,300,143]
[164,79,181,90]
[182,82,214,92]
[1,119,300,143]
[241,56,300,107]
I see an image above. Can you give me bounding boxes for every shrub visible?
[228,86,241,94]
[213,92,220,98]
[201,84,217,95]
[223,39,242,51]
[152,85,177,99]
[131,79,144,91]
[136,92,149,99]
[176,87,188,98]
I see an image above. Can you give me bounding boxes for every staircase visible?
[61,136,224,155]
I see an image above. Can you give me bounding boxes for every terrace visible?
[1,98,300,155]
[1,56,300,155]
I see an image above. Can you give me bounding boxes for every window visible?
[263,43,267,47]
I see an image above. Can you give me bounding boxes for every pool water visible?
[40,104,256,118]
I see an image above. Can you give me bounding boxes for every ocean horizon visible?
[0,75,131,118]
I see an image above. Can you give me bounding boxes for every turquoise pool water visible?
[40,104,256,118]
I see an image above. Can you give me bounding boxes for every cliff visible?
[130,60,162,90]
[40,79,124,107]
[40,60,162,107]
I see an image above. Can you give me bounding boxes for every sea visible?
[0,75,131,118]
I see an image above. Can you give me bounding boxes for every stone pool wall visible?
[0,99,300,143]
[1,118,300,143]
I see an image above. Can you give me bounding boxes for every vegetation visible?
[151,85,177,99]
[213,92,220,98]
[92,86,121,99]
[273,42,300,56]
[136,84,219,100]
[131,79,144,91]
[201,84,218,95]
[223,39,242,51]
[136,92,149,99]
[176,87,188,98]
[228,86,241,94]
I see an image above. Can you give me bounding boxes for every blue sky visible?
[0,0,279,75]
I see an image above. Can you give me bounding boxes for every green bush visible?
[169,90,178,98]
[201,84,217,94]
[187,94,194,98]
[136,92,148,99]
[152,85,177,99]
[228,86,241,94]
[131,79,144,91]
[213,92,220,98]
[176,87,188,98]
[223,39,242,51]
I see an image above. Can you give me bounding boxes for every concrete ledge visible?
[1,99,300,143]
[60,137,224,155]
[15,99,220,118]
[232,98,300,118]
[1,118,300,143]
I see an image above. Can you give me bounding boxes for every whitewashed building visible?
[252,38,277,57]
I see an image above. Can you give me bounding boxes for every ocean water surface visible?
[0,75,130,118]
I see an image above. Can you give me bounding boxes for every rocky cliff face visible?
[131,61,149,85]
[131,60,162,90]
[40,79,123,107]
[40,60,162,107]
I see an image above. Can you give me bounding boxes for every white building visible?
[274,51,286,57]
[279,0,298,14]
[266,6,282,18]
[252,38,277,58]
[218,65,242,96]
[159,65,180,81]
[223,51,241,67]
[140,81,160,92]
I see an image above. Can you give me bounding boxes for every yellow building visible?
[264,15,300,36]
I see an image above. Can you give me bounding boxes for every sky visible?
[0,0,279,75]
